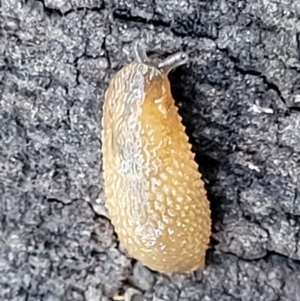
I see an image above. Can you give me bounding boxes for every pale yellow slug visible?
[101,42,211,273]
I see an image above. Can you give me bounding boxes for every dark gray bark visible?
[1,0,300,300]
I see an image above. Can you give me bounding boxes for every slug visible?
[101,41,211,274]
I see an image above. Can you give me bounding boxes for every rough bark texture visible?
[1,0,300,300]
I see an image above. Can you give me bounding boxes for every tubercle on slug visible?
[102,41,211,274]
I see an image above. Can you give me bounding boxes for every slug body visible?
[102,42,211,274]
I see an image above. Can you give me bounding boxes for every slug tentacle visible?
[133,40,188,75]
[158,52,189,75]
[134,41,150,64]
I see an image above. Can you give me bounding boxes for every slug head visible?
[130,41,189,120]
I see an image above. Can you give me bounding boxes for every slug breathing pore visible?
[101,41,211,274]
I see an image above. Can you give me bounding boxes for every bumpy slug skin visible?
[102,61,211,274]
